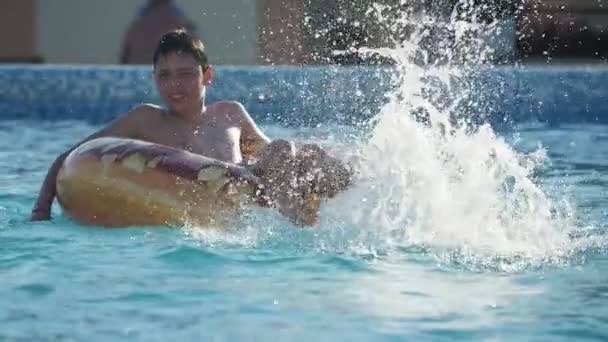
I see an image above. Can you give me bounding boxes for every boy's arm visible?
[229,102,271,161]
[30,107,146,221]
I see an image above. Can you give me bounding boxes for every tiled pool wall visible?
[0,65,606,127]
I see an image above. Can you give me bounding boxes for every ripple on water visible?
[14,283,55,297]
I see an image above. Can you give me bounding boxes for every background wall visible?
[3,0,604,65]
[256,0,306,64]
[37,0,258,65]
[180,0,258,65]
[0,1,38,62]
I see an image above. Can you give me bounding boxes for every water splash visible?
[183,2,603,271]
[324,2,581,269]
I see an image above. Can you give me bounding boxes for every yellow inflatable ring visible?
[56,137,263,227]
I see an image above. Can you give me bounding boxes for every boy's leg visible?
[296,144,353,198]
[252,140,320,225]
[252,139,353,226]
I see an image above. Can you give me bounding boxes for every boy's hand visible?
[30,207,51,221]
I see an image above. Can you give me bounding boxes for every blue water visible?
[1,119,608,341]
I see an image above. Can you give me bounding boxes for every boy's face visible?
[153,52,210,113]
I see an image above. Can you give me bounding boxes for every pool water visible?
[1,119,607,341]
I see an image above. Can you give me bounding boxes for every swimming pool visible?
[1,64,608,340]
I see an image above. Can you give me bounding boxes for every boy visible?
[32,30,351,226]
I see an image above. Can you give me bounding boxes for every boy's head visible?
[153,29,209,71]
[153,29,212,113]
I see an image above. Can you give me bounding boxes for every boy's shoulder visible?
[209,100,246,113]
[208,101,249,122]
[132,103,164,114]
[125,103,165,120]
[113,104,164,129]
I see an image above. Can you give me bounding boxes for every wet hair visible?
[153,29,209,71]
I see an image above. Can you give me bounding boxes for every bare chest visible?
[144,123,242,163]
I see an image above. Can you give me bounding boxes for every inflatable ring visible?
[56,137,263,227]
